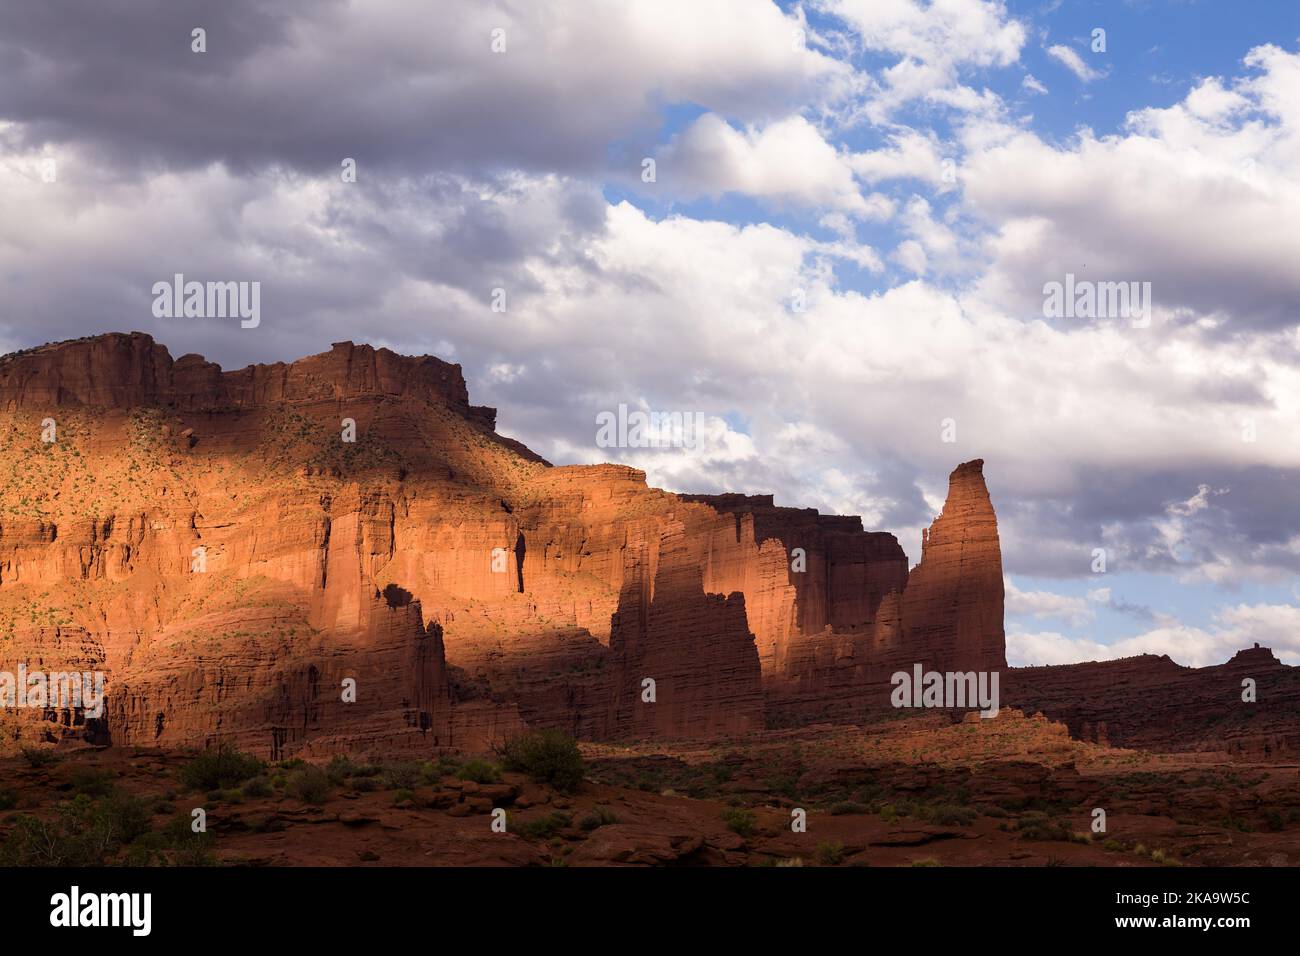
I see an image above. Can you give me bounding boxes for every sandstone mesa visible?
[0,332,1294,761]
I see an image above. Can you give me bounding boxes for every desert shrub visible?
[242,776,272,799]
[421,757,460,784]
[0,789,17,811]
[830,800,868,816]
[578,806,621,831]
[721,807,757,838]
[634,769,665,793]
[853,783,888,806]
[120,843,161,866]
[325,755,357,785]
[0,810,98,866]
[0,791,149,866]
[519,812,572,840]
[160,814,216,867]
[1017,811,1073,842]
[381,762,421,791]
[498,729,584,793]
[95,789,153,845]
[393,788,415,805]
[179,743,265,792]
[928,804,978,827]
[457,758,502,784]
[764,772,801,800]
[330,759,379,790]
[20,746,59,769]
[815,841,846,866]
[68,768,114,797]
[286,765,331,805]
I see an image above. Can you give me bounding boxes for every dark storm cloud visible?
[0,0,325,170]
[0,0,604,174]
[0,165,612,372]
[999,463,1300,582]
[0,0,840,178]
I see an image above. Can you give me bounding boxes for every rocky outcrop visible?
[891,459,1007,673]
[682,494,909,675]
[0,332,474,415]
[603,518,763,739]
[5,333,1293,762]
[758,459,1008,724]
[0,333,1012,757]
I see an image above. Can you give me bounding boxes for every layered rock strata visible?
[0,333,1007,757]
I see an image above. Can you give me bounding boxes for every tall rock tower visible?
[894,459,1007,672]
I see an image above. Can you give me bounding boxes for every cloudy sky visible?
[2,0,1298,667]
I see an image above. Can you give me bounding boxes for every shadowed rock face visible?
[0,332,475,416]
[0,333,1011,757]
[895,459,1007,674]
[757,459,1008,724]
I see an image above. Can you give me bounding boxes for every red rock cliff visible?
[0,334,1010,756]
[0,332,473,413]
[758,459,1007,724]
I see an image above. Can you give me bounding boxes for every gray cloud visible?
[0,0,844,177]
[999,464,1300,582]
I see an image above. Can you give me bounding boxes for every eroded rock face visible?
[0,335,524,757]
[681,494,910,676]
[0,334,1013,757]
[759,459,1008,725]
